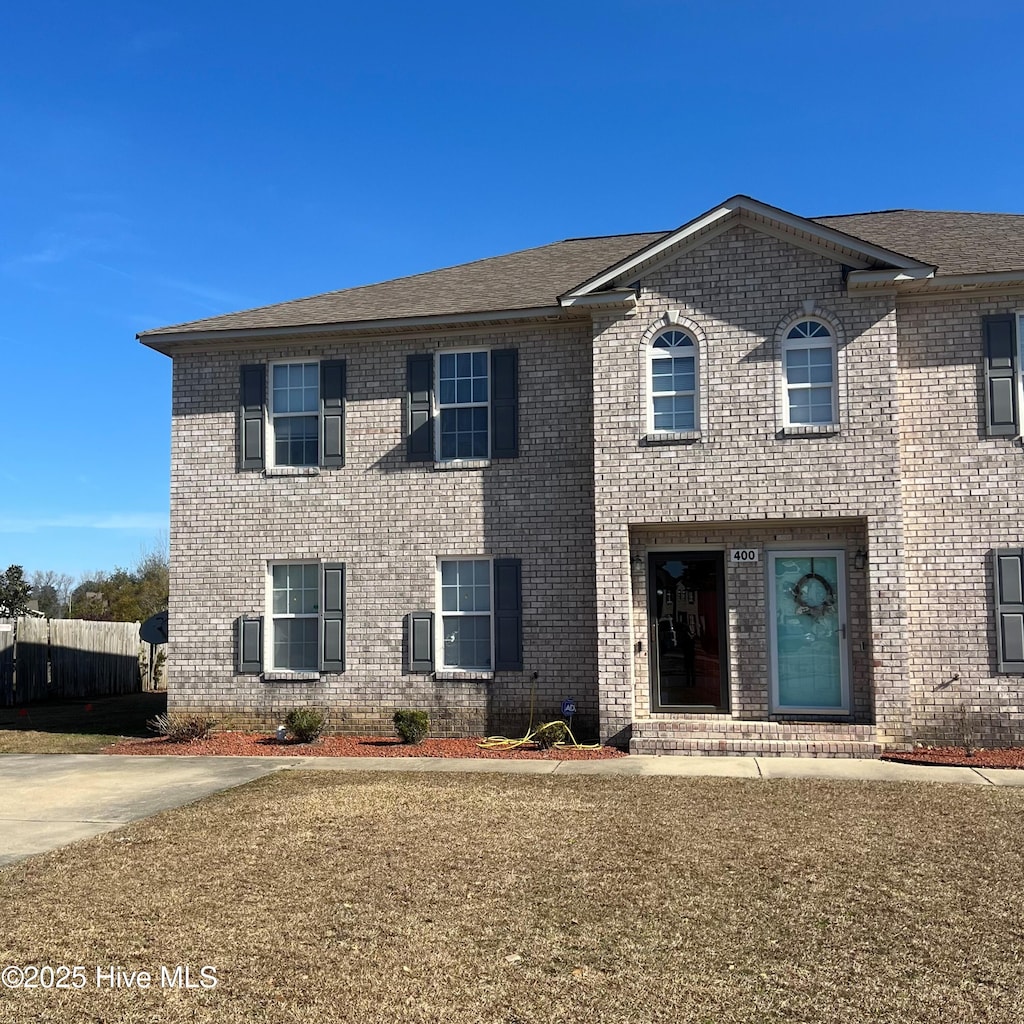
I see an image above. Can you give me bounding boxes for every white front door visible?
[767,550,850,714]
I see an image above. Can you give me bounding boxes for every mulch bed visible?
[103,733,625,759]
[882,746,1024,769]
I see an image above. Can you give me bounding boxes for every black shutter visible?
[493,558,523,671]
[994,549,1024,672]
[320,360,346,468]
[490,349,519,458]
[407,354,434,461]
[239,365,266,470]
[983,315,1018,436]
[238,616,263,674]
[321,563,345,672]
[408,611,434,672]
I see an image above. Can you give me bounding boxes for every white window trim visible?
[1016,311,1024,420]
[435,556,495,674]
[265,559,321,673]
[267,360,320,469]
[646,329,700,437]
[780,321,839,429]
[434,349,491,463]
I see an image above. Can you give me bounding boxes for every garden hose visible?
[477,675,601,751]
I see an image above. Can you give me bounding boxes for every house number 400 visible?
[730,549,760,563]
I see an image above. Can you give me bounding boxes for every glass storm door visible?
[648,552,728,712]
[768,550,850,713]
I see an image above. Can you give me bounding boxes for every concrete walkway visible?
[2,752,1023,868]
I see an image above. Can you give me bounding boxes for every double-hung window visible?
[238,360,346,471]
[270,563,320,670]
[437,351,489,460]
[648,329,698,432]
[440,559,492,670]
[271,362,319,466]
[782,320,837,427]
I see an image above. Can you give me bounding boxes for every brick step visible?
[629,735,883,758]
[635,719,877,741]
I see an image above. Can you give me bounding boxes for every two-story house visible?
[140,196,1024,756]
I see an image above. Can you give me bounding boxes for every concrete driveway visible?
[0,755,281,867]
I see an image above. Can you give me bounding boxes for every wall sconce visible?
[853,549,868,570]
[631,554,645,572]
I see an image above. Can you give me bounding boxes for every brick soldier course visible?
[141,196,1024,756]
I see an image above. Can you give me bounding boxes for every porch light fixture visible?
[631,554,644,572]
[853,549,868,570]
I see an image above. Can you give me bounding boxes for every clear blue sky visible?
[2,1,1022,579]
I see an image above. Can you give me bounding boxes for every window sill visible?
[643,430,702,445]
[780,424,840,437]
[263,466,321,477]
[433,459,492,471]
[262,671,321,682]
[435,670,494,681]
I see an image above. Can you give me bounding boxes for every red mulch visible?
[882,746,1024,769]
[103,733,625,760]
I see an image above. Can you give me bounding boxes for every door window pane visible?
[773,555,843,708]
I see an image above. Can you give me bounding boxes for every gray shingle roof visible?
[812,210,1024,276]
[141,209,1024,340]
[139,232,667,337]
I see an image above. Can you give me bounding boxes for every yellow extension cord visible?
[477,678,601,751]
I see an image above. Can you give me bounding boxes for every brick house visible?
[140,195,1024,756]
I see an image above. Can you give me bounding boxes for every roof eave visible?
[138,304,574,355]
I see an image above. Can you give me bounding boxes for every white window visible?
[439,559,492,670]
[269,563,319,670]
[648,329,698,432]
[270,362,319,466]
[782,320,837,426]
[436,351,489,460]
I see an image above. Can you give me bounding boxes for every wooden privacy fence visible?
[0,617,145,706]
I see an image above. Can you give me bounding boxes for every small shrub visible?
[393,709,430,744]
[147,712,217,743]
[285,708,327,744]
[533,720,569,749]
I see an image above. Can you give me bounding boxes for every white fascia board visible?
[138,304,570,354]
[846,267,937,287]
[558,289,637,310]
[847,268,1024,293]
[562,195,932,300]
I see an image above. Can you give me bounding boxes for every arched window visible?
[649,329,698,432]
[782,320,837,426]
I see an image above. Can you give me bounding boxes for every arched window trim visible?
[642,318,703,439]
[778,314,840,429]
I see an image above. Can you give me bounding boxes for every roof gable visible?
[559,196,932,304]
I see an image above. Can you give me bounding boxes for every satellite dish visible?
[140,610,169,644]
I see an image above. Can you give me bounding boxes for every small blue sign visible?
[561,699,577,717]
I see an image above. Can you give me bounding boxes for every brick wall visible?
[588,224,910,745]
[167,320,600,738]
[897,294,1024,745]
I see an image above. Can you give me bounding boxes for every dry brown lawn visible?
[1,771,1023,1023]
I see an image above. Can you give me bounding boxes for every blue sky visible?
[2,1,1022,578]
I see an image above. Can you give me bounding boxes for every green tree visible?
[72,545,169,623]
[0,565,32,617]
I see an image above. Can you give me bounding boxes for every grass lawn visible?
[1,774,1023,1022]
[0,691,165,753]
